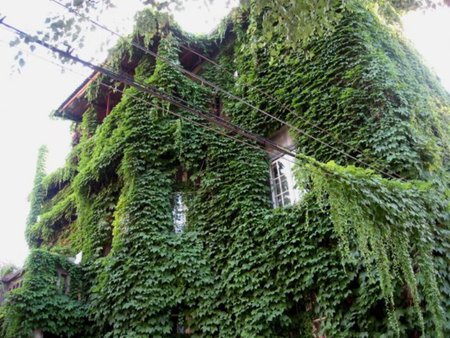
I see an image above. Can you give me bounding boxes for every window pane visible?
[275,179,282,195]
[277,161,286,176]
[276,194,283,207]
[282,192,291,206]
[279,158,292,177]
[280,177,289,193]
[271,163,279,178]
[173,193,187,233]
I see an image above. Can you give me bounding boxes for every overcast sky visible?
[0,1,449,267]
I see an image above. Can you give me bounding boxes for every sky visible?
[0,1,449,267]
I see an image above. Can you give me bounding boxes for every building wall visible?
[4,4,449,338]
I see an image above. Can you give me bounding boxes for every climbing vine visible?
[2,2,449,337]
[1,250,85,338]
[297,156,447,336]
[25,145,48,246]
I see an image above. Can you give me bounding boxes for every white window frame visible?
[270,154,303,208]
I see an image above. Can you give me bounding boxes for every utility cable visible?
[0,18,299,164]
[1,26,299,169]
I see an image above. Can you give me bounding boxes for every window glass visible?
[173,193,187,233]
[270,155,303,207]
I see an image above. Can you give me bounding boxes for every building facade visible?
[1,3,449,337]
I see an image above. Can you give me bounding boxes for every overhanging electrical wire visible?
[0,18,404,180]
[2,28,299,167]
[99,83,298,165]
[0,19,302,168]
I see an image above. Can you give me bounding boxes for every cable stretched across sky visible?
[0,17,407,181]
[0,25,302,172]
[0,18,299,159]
[48,0,403,180]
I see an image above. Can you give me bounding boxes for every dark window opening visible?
[7,280,23,291]
[57,270,70,295]
[103,241,112,257]
[171,311,192,336]
[213,95,221,116]
[72,125,82,146]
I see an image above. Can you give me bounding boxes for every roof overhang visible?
[1,269,24,283]
[54,19,235,123]
[54,71,100,122]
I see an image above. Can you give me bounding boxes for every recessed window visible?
[103,242,112,257]
[270,155,303,207]
[171,312,192,335]
[213,95,221,116]
[173,192,187,233]
[57,271,70,295]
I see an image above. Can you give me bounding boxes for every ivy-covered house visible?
[1,2,449,337]
[0,270,24,304]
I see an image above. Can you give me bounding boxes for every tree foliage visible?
[6,0,450,68]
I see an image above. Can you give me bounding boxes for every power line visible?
[0,38,305,216]
[2,20,388,198]
[2,18,409,182]
[48,0,403,181]
[1,25,299,169]
[0,18,299,166]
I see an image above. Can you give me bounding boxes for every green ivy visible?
[1,250,85,338]
[4,3,449,337]
[25,145,48,246]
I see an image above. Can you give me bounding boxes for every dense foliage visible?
[25,146,48,246]
[1,250,84,337]
[2,1,449,337]
[0,265,16,296]
[8,0,449,68]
